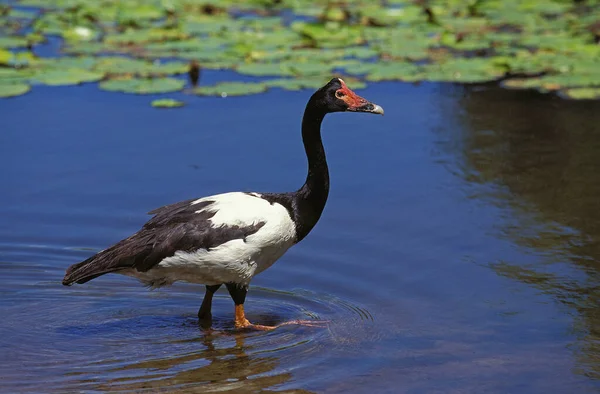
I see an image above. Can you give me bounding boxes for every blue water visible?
[1,76,600,393]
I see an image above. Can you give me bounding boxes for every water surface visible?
[2,79,600,393]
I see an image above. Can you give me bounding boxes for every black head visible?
[309,78,384,115]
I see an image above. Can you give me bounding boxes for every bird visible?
[188,60,201,87]
[62,77,384,330]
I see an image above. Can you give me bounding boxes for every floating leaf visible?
[99,77,185,94]
[0,48,11,64]
[151,98,185,108]
[236,62,295,77]
[4,0,600,100]
[422,58,506,83]
[502,72,600,91]
[193,82,267,97]
[365,62,424,82]
[105,28,188,45]
[0,68,35,83]
[0,36,29,48]
[287,60,334,76]
[292,22,364,48]
[0,82,30,98]
[33,69,104,86]
[94,57,188,76]
[265,77,328,91]
[44,56,97,68]
[560,88,600,100]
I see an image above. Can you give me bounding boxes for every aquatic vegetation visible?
[99,77,185,94]
[194,81,268,97]
[0,0,599,99]
[0,82,30,98]
[151,98,185,108]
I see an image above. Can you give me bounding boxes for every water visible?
[2,78,600,393]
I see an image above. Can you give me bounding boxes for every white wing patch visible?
[124,192,297,287]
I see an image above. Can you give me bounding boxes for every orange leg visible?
[228,283,328,331]
[234,304,276,330]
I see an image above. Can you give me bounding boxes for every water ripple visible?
[0,243,375,393]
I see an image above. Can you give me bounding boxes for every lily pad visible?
[193,82,268,97]
[94,57,188,77]
[0,36,29,48]
[365,62,424,82]
[560,88,600,100]
[33,69,105,86]
[0,82,31,98]
[0,68,36,83]
[151,98,185,108]
[236,62,295,77]
[292,22,364,48]
[4,0,600,100]
[422,58,507,83]
[265,77,328,91]
[105,28,188,46]
[99,77,185,94]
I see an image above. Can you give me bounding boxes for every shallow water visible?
[2,78,600,393]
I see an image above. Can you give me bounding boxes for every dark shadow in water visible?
[72,320,315,393]
[440,84,600,380]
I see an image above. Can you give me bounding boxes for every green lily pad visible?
[63,42,115,56]
[38,56,98,72]
[7,8,38,20]
[287,60,334,76]
[0,49,39,67]
[151,98,185,108]
[0,82,31,98]
[292,22,364,48]
[265,77,329,91]
[193,82,268,97]
[94,57,188,76]
[99,77,185,94]
[5,0,600,100]
[105,28,188,46]
[422,58,507,83]
[0,36,29,48]
[236,62,295,77]
[0,68,36,83]
[560,88,600,100]
[0,48,11,65]
[341,46,379,59]
[365,62,424,82]
[33,69,104,86]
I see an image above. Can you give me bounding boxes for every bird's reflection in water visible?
[94,322,315,393]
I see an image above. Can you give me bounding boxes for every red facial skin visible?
[335,78,369,110]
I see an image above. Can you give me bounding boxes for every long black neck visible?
[292,103,330,241]
[261,100,330,242]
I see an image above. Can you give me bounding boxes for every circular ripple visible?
[1,243,375,393]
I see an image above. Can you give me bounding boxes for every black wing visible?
[62,199,264,285]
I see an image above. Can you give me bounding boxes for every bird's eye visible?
[335,90,345,99]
